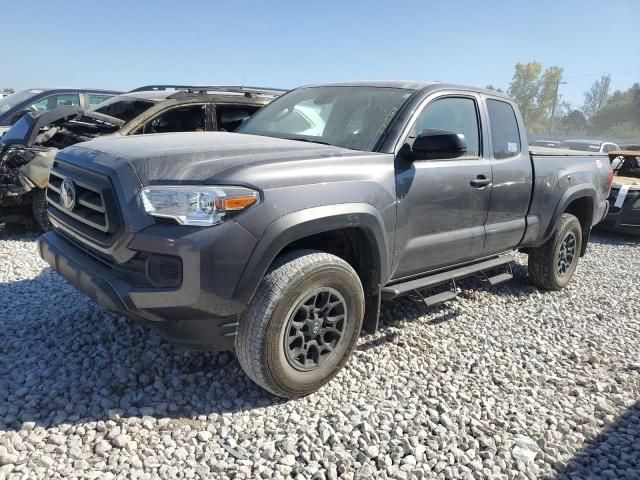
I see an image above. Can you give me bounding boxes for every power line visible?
[565,65,640,80]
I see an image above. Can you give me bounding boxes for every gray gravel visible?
[1,232,639,479]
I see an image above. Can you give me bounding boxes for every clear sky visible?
[1,0,638,107]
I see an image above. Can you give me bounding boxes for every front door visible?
[392,94,492,279]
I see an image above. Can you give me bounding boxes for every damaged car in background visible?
[0,85,284,230]
[0,88,120,138]
[598,150,640,235]
[0,108,125,229]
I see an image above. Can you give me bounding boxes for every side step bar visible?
[381,254,515,301]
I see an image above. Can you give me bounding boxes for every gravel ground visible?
[0,232,639,480]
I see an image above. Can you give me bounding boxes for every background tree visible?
[556,109,588,135]
[582,74,611,119]
[2,88,14,94]
[507,62,542,128]
[507,62,564,133]
[588,83,640,139]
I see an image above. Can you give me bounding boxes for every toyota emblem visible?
[60,179,76,210]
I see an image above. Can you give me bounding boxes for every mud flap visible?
[362,290,381,333]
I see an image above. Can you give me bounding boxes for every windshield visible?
[94,96,155,123]
[0,90,43,115]
[238,86,413,151]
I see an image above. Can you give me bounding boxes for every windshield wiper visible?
[285,136,332,146]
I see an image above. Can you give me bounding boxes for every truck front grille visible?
[47,161,122,246]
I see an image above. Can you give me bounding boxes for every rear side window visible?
[487,99,521,159]
[88,94,114,108]
[95,98,154,123]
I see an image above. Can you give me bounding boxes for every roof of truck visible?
[124,89,281,103]
[301,81,512,98]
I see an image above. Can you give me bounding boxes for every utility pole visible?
[549,79,567,136]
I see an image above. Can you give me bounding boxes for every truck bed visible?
[529,146,607,157]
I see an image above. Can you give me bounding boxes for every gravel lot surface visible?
[0,232,639,479]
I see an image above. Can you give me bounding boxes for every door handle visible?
[470,175,491,188]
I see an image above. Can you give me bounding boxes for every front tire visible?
[235,250,364,398]
[32,188,51,231]
[528,213,582,291]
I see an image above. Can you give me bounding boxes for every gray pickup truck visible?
[38,82,612,398]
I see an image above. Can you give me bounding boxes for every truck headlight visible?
[140,186,258,226]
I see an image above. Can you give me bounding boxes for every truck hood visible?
[64,131,369,185]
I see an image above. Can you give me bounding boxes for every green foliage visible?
[556,109,589,136]
[601,122,640,139]
[583,75,611,119]
[505,61,638,139]
[588,83,640,138]
[507,62,563,134]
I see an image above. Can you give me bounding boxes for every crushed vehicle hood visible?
[61,132,370,185]
[0,108,124,192]
[1,107,124,148]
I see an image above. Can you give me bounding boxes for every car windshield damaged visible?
[0,86,283,229]
[238,85,413,151]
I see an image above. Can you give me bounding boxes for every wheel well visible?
[277,228,382,332]
[564,196,593,256]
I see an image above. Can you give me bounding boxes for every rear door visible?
[391,93,492,279]
[482,98,533,254]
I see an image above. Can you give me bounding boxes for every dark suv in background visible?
[0,88,121,137]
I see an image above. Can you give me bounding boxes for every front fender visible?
[233,203,390,304]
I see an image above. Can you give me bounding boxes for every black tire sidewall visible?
[550,217,582,289]
[32,188,51,231]
[264,264,364,395]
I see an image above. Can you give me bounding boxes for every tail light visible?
[607,167,614,196]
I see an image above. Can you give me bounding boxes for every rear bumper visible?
[38,229,251,350]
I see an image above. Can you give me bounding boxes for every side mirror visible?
[411,129,467,160]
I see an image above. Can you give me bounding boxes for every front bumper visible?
[38,222,257,350]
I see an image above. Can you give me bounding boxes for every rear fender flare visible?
[543,185,596,254]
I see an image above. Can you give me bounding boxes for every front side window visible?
[29,94,80,112]
[486,99,521,159]
[411,97,480,157]
[238,86,413,152]
[95,96,155,123]
[215,105,260,132]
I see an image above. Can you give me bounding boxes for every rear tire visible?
[528,213,582,291]
[235,250,364,398]
[32,188,51,232]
